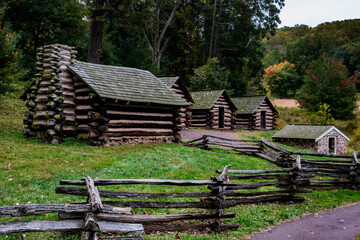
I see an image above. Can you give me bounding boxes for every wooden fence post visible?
[202,135,209,151]
[350,152,360,190]
[289,155,302,199]
[210,165,231,231]
[82,176,103,240]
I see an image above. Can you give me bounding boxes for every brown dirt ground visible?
[273,99,360,114]
[272,99,299,108]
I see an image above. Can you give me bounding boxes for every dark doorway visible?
[219,107,224,128]
[261,111,266,129]
[328,137,335,154]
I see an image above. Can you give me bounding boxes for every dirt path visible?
[250,203,360,240]
[180,129,242,141]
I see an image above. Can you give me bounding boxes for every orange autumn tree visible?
[263,61,300,98]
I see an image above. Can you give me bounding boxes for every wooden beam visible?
[0,221,144,235]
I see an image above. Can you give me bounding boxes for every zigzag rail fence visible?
[186,135,360,190]
[1,163,321,238]
[1,136,359,237]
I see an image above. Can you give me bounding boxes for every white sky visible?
[279,0,360,27]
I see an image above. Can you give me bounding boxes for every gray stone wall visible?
[316,129,348,155]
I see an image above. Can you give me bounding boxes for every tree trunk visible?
[87,0,105,64]
[209,0,218,59]
[149,0,182,71]
[212,0,223,58]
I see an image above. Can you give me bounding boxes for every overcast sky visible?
[279,0,360,28]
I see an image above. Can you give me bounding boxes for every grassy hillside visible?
[1,94,360,239]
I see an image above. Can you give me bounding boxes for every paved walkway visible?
[180,129,241,141]
[250,203,360,240]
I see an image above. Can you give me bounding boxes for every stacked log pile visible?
[22,44,77,144]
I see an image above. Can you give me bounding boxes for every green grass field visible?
[1,94,360,239]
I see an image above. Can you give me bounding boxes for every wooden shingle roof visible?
[232,96,278,115]
[68,61,189,106]
[272,125,350,142]
[159,76,179,88]
[190,90,236,110]
[159,76,194,103]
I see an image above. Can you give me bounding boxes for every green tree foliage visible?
[189,58,230,91]
[0,5,27,94]
[316,103,334,125]
[263,61,300,98]
[264,19,360,94]
[297,57,357,120]
[4,0,87,77]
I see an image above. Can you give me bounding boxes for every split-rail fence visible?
[1,163,319,238]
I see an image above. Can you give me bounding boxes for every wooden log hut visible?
[22,44,189,145]
[159,77,193,128]
[189,90,237,129]
[272,125,350,155]
[231,96,278,130]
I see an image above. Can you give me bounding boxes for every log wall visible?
[189,109,209,128]
[23,44,77,144]
[98,103,179,146]
[234,99,277,130]
[189,95,235,129]
[209,96,234,130]
[170,82,192,129]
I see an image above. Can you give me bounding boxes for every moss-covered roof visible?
[232,95,277,115]
[190,90,236,110]
[68,61,189,106]
[272,125,350,142]
[159,76,194,103]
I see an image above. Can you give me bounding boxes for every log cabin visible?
[159,77,193,128]
[272,125,350,155]
[189,90,237,129]
[231,96,278,130]
[22,44,189,145]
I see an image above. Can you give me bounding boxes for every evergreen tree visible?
[297,57,357,119]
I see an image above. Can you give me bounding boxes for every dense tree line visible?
[0,0,284,97]
[1,0,358,119]
[263,19,360,119]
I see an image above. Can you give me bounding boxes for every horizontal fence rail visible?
[186,136,360,190]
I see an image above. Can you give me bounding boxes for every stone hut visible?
[272,125,350,155]
[22,44,189,145]
[159,77,193,128]
[189,90,237,129]
[231,96,278,130]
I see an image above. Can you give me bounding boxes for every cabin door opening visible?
[219,107,224,128]
[328,137,336,154]
[261,111,266,129]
